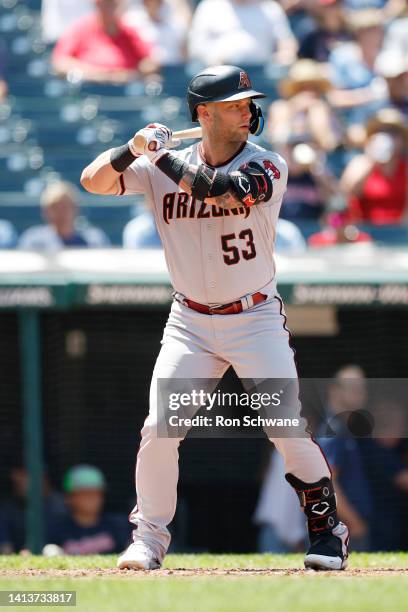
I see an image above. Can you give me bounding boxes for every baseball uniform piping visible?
[275,294,298,375]
[274,294,331,474]
[119,174,126,195]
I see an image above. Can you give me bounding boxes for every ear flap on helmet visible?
[249,102,264,136]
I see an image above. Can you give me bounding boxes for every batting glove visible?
[129,123,173,164]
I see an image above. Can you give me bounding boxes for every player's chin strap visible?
[285,474,339,539]
[249,102,264,137]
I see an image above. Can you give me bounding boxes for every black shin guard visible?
[285,473,339,539]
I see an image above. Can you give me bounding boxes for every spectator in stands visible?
[327,9,388,132]
[123,204,162,248]
[317,365,373,551]
[0,465,67,554]
[275,219,307,253]
[0,510,12,554]
[375,50,408,116]
[344,0,405,20]
[299,0,349,63]
[278,138,339,223]
[0,220,18,249]
[41,0,94,44]
[124,0,191,65]
[340,108,408,225]
[45,465,131,555]
[188,0,297,68]
[268,60,341,152]
[0,38,8,101]
[0,76,7,101]
[254,449,306,553]
[278,0,316,42]
[360,399,408,551]
[381,7,408,57]
[18,181,110,251]
[52,0,157,84]
[308,211,373,247]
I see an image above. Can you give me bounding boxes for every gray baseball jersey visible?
[118,140,288,305]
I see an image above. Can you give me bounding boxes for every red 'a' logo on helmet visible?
[238,71,251,89]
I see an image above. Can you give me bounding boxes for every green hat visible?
[63,465,106,493]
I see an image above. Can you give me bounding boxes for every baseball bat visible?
[133,126,202,153]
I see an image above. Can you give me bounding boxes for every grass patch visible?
[0,554,407,612]
[1,552,408,570]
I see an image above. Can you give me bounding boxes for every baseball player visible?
[81,65,349,571]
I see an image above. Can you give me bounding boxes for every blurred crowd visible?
[0,0,406,252]
[0,464,132,555]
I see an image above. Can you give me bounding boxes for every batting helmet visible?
[187,65,266,135]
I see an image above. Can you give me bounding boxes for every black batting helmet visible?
[187,65,266,122]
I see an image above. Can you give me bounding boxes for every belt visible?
[182,291,267,315]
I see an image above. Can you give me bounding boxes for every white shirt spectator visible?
[382,16,408,58]
[18,225,110,252]
[275,219,307,254]
[124,0,189,65]
[123,210,162,248]
[188,0,297,67]
[0,220,17,249]
[254,450,306,548]
[41,0,94,44]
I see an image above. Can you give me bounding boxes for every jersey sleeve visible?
[116,155,152,195]
[247,151,288,207]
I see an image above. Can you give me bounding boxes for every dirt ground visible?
[1,568,407,578]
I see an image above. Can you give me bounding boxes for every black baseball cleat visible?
[285,473,349,571]
[304,521,349,571]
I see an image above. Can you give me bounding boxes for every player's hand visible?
[130,123,172,163]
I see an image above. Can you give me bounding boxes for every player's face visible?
[207,98,252,143]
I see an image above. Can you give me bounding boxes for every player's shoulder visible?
[241,141,288,180]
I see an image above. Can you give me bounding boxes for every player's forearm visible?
[178,165,240,210]
[81,149,122,195]
[155,152,273,210]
